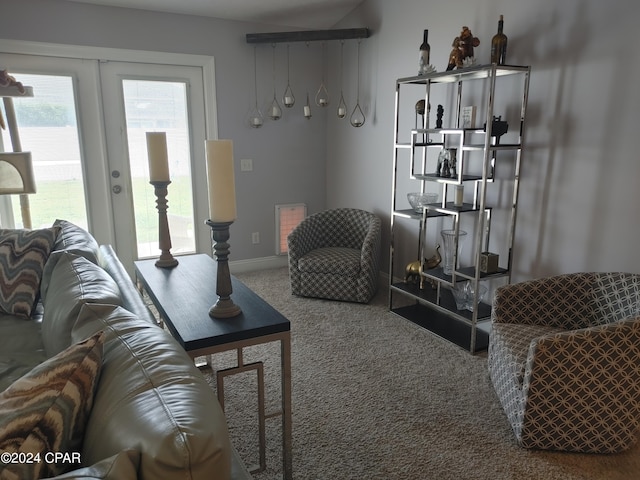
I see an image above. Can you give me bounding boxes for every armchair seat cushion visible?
[298,247,361,276]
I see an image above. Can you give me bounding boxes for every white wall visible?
[329,0,640,281]
[0,0,328,262]
[2,0,639,280]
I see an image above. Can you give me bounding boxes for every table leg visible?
[281,332,293,480]
[216,357,267,474]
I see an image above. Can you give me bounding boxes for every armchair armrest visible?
[359,216,381,269]
[521,316,640,452]
[287,216,323,264]
[492,273,595,329]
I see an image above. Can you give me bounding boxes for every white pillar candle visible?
[304,105,311,118]
[454,185,464,207]
[205,140,237,222]
[146,132,170,182]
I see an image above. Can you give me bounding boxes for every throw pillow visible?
[0,331,104,480]
[0,227,60,318]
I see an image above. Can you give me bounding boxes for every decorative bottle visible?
[418,29,431,75]
[490,15,508,65]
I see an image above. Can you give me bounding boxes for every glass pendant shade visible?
[350,103,365,127]
[337,93,347,119]
[315,42,329,107]
[315,82,329,107]
[269,96,282,120]
[269,44,282,120]
[249,46,263,128]
[249,106,264,128]
[304,92,312,119]
[283,44,295,108]
[350,40,366,127]
[337,40,347,119]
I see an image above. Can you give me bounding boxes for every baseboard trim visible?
[229,255,289,274]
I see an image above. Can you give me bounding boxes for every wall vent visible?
[275,203,307,255]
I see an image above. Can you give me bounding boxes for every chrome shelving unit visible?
[389,64,530,353]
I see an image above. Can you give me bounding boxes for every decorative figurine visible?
[404,260,422,286]
[448,148,457,178]
[436,148,449,177]
[446,26,480,70]
[436,104,444,128]
[404,245,441,290]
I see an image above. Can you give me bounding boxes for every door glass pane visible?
[0,74,88,229]
[122,79,195,258]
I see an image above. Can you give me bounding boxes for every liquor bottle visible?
[418,29,430,75]
[491,15,508,65]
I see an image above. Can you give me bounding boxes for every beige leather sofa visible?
[0,220,252,479]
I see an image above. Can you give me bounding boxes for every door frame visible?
[0,39,218,254]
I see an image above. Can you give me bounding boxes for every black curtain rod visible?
[246,28,370,44]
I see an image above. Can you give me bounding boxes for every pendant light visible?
[269,44,282,120]
[350,39,365,127]
[337,40,348,119]
[283,44,295,108]
[248,46,264,128]
[304,92,312,119]
[303,42,312,119]
[315,42,330,107]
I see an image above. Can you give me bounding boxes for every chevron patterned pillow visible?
[0,331,104,479]
[0,226,60,318]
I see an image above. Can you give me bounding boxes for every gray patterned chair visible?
[287,208,381,303]
[488,272,640,453]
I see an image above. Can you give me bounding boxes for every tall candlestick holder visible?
[205,219,242,318]
[151,181,179,268]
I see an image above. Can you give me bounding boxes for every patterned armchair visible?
[287,208,382,303]
[488,272,640,453]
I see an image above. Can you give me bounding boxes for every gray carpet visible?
[203,267,640,480]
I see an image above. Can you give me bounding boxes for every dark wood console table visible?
[134,254,292,479]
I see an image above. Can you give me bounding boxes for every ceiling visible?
[64,0,364,29]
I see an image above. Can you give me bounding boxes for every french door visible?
[0,46,215,273]
[99,61,209,269]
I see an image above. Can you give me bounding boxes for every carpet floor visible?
[201,267,640,480]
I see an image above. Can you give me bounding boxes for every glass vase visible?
[440,229,467,275]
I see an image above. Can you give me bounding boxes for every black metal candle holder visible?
[205,219,242,319]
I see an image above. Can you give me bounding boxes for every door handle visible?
[112,185,122,194]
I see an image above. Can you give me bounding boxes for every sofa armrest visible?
[492,273,595,329]
[98,245,157,325]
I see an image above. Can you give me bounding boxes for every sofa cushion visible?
[298,247,361,276]
[0,332,104,480]
[52,219,100,264]
[71,303,231,480]
[0,227,59,318]
[41,252,121,357]
[0,314,47,392]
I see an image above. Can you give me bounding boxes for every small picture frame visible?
[461,106,476,129]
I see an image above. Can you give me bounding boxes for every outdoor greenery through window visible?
[1,74,88,230]
[122,79,195,258]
